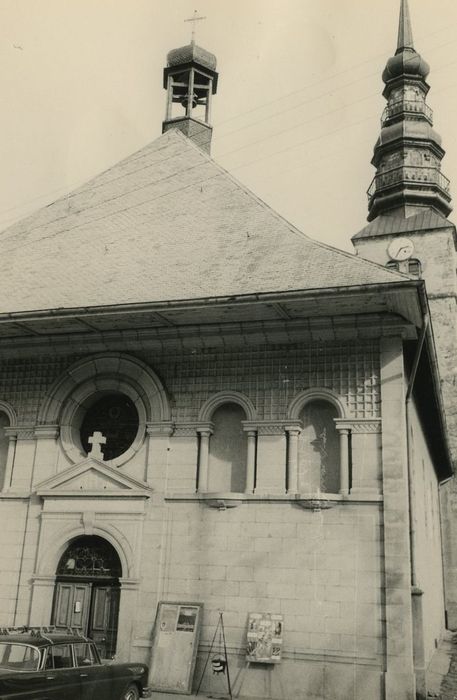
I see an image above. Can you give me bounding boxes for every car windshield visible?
[0,643,40,672]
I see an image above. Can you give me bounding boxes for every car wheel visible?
[122,685,139,700]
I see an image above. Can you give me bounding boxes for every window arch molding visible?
[0,400,17,427]
[37,526,133,580]
[38,353,171,468]
[198,391,257,422]
[0,401,16,492]
[287,387,347,421]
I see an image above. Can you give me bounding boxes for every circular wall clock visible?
[387,237,415,261]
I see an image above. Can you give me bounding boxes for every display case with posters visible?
[246,613,283,663]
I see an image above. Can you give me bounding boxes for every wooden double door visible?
[52,580,120,659]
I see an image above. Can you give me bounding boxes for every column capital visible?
[3,427,18,441]
[13,425,36,440]
[334,418,381,434]
[34,424,60,440]
[146,421,174,437]
[196,422,214,436]
[284,421,303,435]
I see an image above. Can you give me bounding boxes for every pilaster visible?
[145,421,174,489]
[255,422,287,494]
[33,425,60,486]
[380,336,415,700]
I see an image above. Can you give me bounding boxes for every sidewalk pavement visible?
[150,694,247,700]
[423,629,457,699]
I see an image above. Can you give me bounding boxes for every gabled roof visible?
[0,129,408,315]
[353,208,456,240]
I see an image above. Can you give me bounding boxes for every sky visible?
[1,0,457,252]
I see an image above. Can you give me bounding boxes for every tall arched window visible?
[208,403,248,492]
[298,400,340,493]
[0,412,10,490]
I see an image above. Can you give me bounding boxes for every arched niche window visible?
[208,403,248,493]
[299,400,340,493]
[0,412,10,490]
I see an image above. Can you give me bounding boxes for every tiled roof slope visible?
[353,209,455,239]
[0,129,408,314]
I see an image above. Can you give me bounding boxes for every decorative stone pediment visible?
[35,457,152,498]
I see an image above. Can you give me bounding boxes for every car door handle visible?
[80,673,89,678]
[46,675,56,680]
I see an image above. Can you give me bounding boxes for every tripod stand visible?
[196,611,232,699]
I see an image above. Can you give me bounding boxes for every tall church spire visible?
[366,0,452,221]
[397,0,414,51]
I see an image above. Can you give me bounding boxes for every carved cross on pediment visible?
[88,431,106,460]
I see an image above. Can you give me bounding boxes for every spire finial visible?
[397,0,414,51]
[184,10,206,44]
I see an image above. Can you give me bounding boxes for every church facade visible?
[0,2,454,700]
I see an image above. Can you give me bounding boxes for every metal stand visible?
[196,612,232,699]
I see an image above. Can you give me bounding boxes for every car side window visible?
[45,644,73,670]
[74,643,96,667]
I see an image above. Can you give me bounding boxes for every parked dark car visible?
[0,627,151,700]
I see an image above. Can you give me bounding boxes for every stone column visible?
[335,419,383,495]
[244,429,257,493]
[285,423,302,493]
[338,428,350,496]
[196,423,213,493]
[2,428,17,491]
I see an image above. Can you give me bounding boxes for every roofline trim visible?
[0,280,422,324]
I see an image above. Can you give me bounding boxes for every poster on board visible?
[150,601,203,694]
[246,612,283,663]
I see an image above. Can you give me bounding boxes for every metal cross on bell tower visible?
[184,10,206,44]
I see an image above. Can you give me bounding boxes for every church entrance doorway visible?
[51,536,122,659]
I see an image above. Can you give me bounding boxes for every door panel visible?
[53,584,73,627]
[88,586,119,659]
[52,582,91,633]
[71,585,91,632]
[52,581,120,660]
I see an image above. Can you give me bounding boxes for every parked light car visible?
[0,627,151,700]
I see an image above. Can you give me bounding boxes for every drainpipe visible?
[405,312,429,590]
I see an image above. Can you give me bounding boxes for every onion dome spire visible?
[367,0,452,221]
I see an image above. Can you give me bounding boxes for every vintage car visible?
[0,627,151,700]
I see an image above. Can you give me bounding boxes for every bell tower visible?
[162,38,218,153]
[352,0,457,627]
[366,0,451,222]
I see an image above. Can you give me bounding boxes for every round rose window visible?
[80,393,139,461]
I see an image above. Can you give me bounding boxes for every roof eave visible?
[0,279,421,324]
